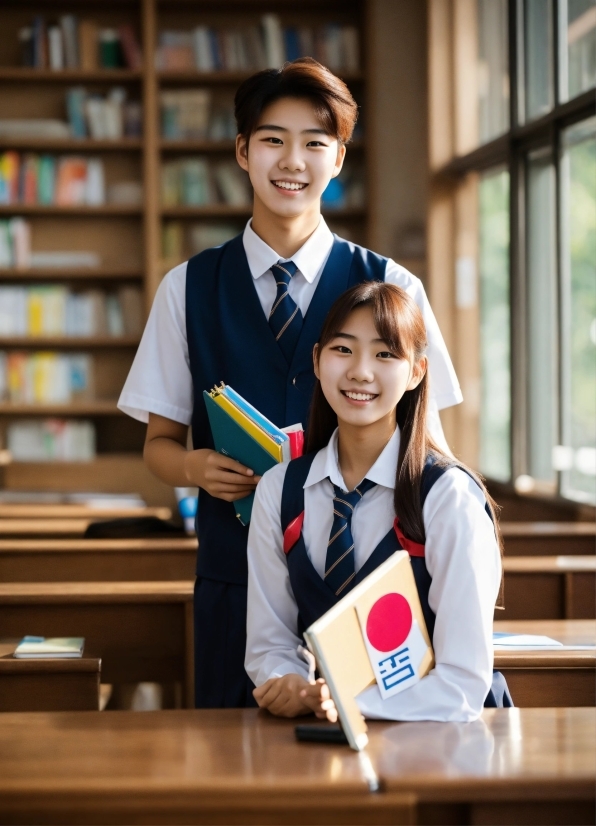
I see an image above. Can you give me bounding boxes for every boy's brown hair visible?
[234,57,358,145]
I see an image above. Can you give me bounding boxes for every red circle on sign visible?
[366,593,412,652]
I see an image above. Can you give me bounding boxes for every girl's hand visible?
[185,448,260,501]
[300,678,338,722]
[253,675,338,722]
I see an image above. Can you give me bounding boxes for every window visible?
[428,0,596,503]
[560,117,596,502]
[479,169,511,481]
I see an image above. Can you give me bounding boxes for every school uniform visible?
[246,427,510,721]
[118,218,463,709]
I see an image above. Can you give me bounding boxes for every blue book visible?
[283,28,301,62]
[203,390,278,526]
[223,386,288,446]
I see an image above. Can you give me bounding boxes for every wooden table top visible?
[500,521,595,537]
[503,556,596,572]
[0,537,198,554]
[0,505,172,520]
[493,619,596,668]
[0,708,592,803]
[0,580,194,603]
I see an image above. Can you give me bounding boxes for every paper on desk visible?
[493,633,596,650]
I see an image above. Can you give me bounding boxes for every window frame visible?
[431,0,596,502]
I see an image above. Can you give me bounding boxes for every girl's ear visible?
[313,343,320,379]
[236,134,249,172]
[330,143,346,178]
[406,356,428,391]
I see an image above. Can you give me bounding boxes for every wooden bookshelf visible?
[0,0,369,505]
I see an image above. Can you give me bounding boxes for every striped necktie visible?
[325,478,377,597]
[269,260,303,363]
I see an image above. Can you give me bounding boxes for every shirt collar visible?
[305,427,401,492]
[242,217,334,284]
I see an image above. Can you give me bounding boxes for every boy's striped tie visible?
[269,260,303,363]
[325,478,376,597]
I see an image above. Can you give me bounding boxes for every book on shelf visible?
[156,16,359,73]
[67,86,142,140]
[7,420,96,462]
[1,351,93,405]
[161,221,240,265]
[161,158,251,207]
[18,15,142,70]
[0,219,31,269]
[0,153,142,207]
[0,285,142,338]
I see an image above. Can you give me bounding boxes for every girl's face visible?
[236,97,345,220]
[314,306,427,431]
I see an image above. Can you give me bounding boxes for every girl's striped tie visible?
[325,478,376,596]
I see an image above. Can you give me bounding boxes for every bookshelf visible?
[0,0,369,504]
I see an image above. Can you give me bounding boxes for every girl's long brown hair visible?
[306,282,504,603]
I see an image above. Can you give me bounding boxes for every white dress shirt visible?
[118,219,462,438]
[246,427,501,722]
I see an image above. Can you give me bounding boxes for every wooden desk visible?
[501,556,596,619]
[0,709,414,825]
[0,708,592,826]
[368,707,595,825]
[493,619,596,707]
[0,581,195,707]
[0,537,197,582]
[0,640,100,712]
[501,521,595,556]
[0,505,172,520]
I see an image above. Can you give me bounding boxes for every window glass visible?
[560,116,596,503]
[477,0,510,143]
[560,0,596,101]
[524,0,554,120]
[479,168,511,481]
[527,150,558,484]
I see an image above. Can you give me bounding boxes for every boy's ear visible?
[313,343,320,379]
[406,356,428,391]
[330,143,347,178]
[236,134,249,172]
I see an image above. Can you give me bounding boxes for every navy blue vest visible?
[280,452,513,708]
[185,233,388,584]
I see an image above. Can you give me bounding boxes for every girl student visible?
[118,58,463,710]
[246,281,512,721]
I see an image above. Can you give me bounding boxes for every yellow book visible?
[304,551,434,751]
[28,290,44,336]
[212,392,283,462]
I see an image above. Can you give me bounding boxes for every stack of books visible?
[7,420,96,462]
[205,383,303,525]
[160,90,236,141]
[66,87,142,140]
[0,285,143,338]
[0,352,93,405]
[161,158,251,208]
[0,153,106,207]
[162,221,239,266]
[156,15,359,73]
[18,16,142,71]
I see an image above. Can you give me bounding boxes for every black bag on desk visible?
[84,516,185,539]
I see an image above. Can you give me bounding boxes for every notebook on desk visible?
[14,636,85,658]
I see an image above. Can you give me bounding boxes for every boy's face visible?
[236,97,346,220]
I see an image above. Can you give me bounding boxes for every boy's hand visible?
[185,448,260,502]
[254,675,338,722]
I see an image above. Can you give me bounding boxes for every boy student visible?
[118,57,463,709]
